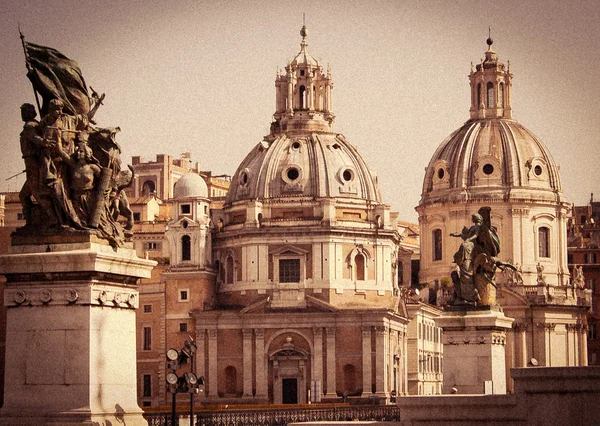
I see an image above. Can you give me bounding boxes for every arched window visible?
[181,235,191,261]
[343,364,357,395]
[432,229,443,261]
[538,227,550,258]
[355,253,365,281]
[142,180,155,196]
[486,82,494,108]
[299,85,306,109]
[225,366,237,394]
[477,83,482,107]
[226,255,234,284]
[498,82,504,108]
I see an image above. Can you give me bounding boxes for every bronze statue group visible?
[18,36,133,247]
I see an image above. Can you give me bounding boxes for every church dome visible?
[173,173,208,199]
[226,133,381,204]
[420,39,563,207]
[226,25,381,206]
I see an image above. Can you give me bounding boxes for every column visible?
[361,327,372,396]
[195,328,206,381]
[325,327,337,398]
[207,329,218,397]
[580,323,588,366]
[255,329,267,399]
[375,326,388,396]
[287,76,293,113]
[313,327,324,400]
[243,328,253,398]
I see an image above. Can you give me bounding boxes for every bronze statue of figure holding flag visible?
[17,30,134,247]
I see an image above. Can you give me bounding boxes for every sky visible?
[1,0,599,223]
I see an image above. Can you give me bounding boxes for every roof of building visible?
[173,172,208,199]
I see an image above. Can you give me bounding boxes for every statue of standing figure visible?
[449,207,517,306]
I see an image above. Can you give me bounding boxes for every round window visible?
[437,168,445,180]
[343,169,353,182]
[287,167,300,181]
[292,141,301,149]
[534,165,543,176]
[482,164,494,175]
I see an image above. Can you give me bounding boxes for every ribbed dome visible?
[226,132,382,204]
[420,118,563,206]
[173,173,208,199]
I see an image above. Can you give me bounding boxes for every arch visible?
[141,180,156,196]
[264,329,314,356]
[346,246,371,281]
[299,85,306,109]
[181,235,191,261]
[477,83,482,107]
[355,253,365,281]
[486,82,494,108]
[225,366,237,394]
[498,82,504,108]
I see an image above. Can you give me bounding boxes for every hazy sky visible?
[1,0,598,222]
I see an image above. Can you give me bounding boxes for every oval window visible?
[343,169,353,182]
[534,165,543,176]
[292,141,301,149]
[482,164,494,175]
[182,221,188,229]
[437,168,445,180]
[287,168,300,181]
[240,171,248,185]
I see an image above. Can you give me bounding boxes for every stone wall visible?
[397,366,600,426]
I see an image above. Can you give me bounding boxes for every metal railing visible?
[144,404,401,426]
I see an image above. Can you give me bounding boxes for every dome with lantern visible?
[225,25,382,207]
[421,37,564,208]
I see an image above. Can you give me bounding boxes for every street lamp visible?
[165,337,201,426]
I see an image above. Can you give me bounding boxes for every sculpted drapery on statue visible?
[449,206,517,306]
[18,35,134,246]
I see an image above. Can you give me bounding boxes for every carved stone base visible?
[436,308,513,395]
[0,236,155,425]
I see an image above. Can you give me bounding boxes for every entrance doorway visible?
[282,378,298,404]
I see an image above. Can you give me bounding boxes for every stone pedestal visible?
[0,234,155,425]
[436,307,513,395]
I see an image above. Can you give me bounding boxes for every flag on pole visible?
[24,42,91,116]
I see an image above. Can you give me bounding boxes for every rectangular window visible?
[143,374,152,397]
[179,290,189,301]
[145,242,160,250]
[432,229,443,261]
[143,327,152,351]
[143,304,152,313]
[538,227,550,258]
[181,204,191,214]
[279,259,300,283]
[587,252,597,264]
[133,212,141,221]
[588,323,597,340]
[179,322,188,332]
[17,213,24,221]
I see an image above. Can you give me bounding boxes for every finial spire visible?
[486,26,494,50]
[300,14,308,51]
